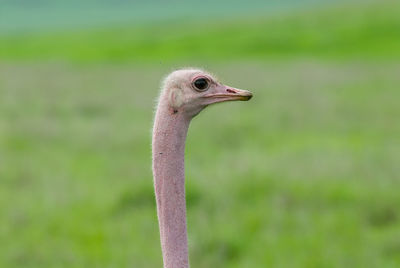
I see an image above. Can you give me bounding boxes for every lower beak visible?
[204,86,253,103]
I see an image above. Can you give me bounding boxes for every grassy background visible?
[1,0,400,62]
[1,0,400,267]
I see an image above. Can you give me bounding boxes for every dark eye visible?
[193,78,209,91]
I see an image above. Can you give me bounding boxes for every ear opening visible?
[169,88,184,109]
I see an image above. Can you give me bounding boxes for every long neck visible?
[152,100,191,268]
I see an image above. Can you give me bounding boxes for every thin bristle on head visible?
[162,68,218,87]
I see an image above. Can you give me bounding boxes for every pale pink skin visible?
[152,68,252,268]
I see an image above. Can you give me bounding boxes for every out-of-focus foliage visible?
[0,0,321,33]
[1,61,399,268]
[0,0,399,62]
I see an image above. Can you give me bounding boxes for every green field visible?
[1,0,400,267]
[1,0,400,62]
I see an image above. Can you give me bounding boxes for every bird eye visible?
[193,78,209,91]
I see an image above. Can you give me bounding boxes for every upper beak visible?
[203,85,253,104]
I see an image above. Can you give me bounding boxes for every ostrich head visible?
[161,68,253,118]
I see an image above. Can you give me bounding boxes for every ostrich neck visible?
[152,102,191,268]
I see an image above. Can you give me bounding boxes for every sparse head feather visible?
[162,68,217,90]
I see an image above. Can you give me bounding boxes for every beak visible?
[203,85,253,104]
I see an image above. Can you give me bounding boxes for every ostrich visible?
[152,68,252,268]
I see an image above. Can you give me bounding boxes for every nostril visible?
[226,88,237,94]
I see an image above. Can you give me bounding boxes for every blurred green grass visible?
[1,61,399,267]
[1,0,400,267]
[1,0,399,62]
